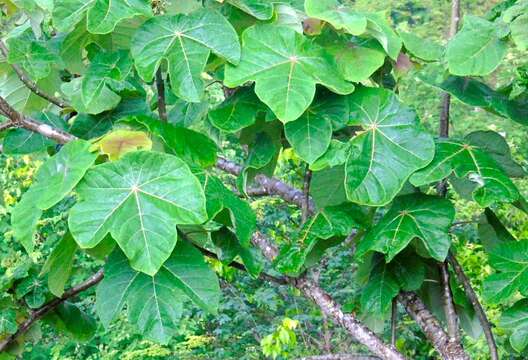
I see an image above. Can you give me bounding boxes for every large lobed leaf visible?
[305,0,367,36]
[96,242,220,344]
[69,151,207,275]
[345,87,435,206]
[131,9,240,102]
[224,24,354,122]
[356,193,455,262]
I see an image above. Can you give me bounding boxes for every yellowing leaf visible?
[96,130,152,160]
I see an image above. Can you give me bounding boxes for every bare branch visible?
[0,120,15,132]
[448,252,499,360]
[439,261,461,343]
[398,291,469,360]
[0,269,104,352]
[0,40,68,108]
[0,95,76,143]
[155,68,168,122]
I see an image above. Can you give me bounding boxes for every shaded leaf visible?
[209,88,265,132]
[500,299,528,353]
[41,233,78,297]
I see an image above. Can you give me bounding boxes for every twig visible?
[398,291,469,360]
[0,269,104,352]
[302,166,312,224]
[448,252,499,360]
[0,121,14,132]
[439,261,461,343]
[390,299,397,346]
[155,68,168,122]
[0,40,68,108]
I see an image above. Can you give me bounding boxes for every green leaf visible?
[285,94,347,164]
[500,299,528,353]
[69,151,207,275]
[419,70,528,126]
[131,10,240,102]
[224,24,354,122]
[96,242,220,343]
[62,78,120,115]
[45,302,97,342]
[52,0,152,34]
[310,139,350,171]
[15,273,46,308]
[209,88,265,132]
[124,115,218,168]
[478,208,516,252]
[483,240,528,304]
[41,233,78,297]
[168,98,209,127]
[204,175,256,248]
[345,87,435,206]
[12,140,97,252]
[305,0,367,35]
[310,165,347,208]
[399,31,443,62]
[3,112,66,155]
[511,13,528,50]
[79,50,132,113]
[465,131,525,178]
[410,138,520,207]
[327,39,386,83]
[363,12,402,60]
[0,310,17,335]
[7,29,60,80]
[446,15,507,76]
[356,194,455,262]
[225,0,274,20]
[360,256,400,317]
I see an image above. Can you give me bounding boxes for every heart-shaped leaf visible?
[52,0,152,34]
[410,137,520,207]
[131,9,240,102]
[224,24,354,122]
[345,87,435,206]
[305,0,367,35]
[96,242,220,344]
[483,240,528,304]
[446,15,507,76]
[69,151,207,275]
[356,194,455,262]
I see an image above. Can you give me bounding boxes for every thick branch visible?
[155,69,168,122]
[0,269,104,352]
[398,292,469,360]
[448,252,498,360]
[0,95,75,143]
[300,355,380,360]
[252,232,405,360]
[0,40,68,108]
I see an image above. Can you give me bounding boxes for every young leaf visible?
[224,24,354,122]
[131,10,240,102]
[305,0,367,35]
[356,193,455,262]
[52,0,152,34]
[409,138,520,207]
[345,87,435,206]
[69,151,207,275]
[96,242,220,343]
[500,299,528,353]
[446,15,507,76]
[41,233,78,297]
[399,31,443,62]
[483,240,528,304]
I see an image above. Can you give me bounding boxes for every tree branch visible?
[252,232,405,360]
[0,95,75,143]
[398,291,469,360]
[0,40,68,109]
[300,355,380,360]
[155,68,168,122]
[447,252,498,360]
[0,120,15,132]
[439,261,461,343]
[0,269,104,353]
